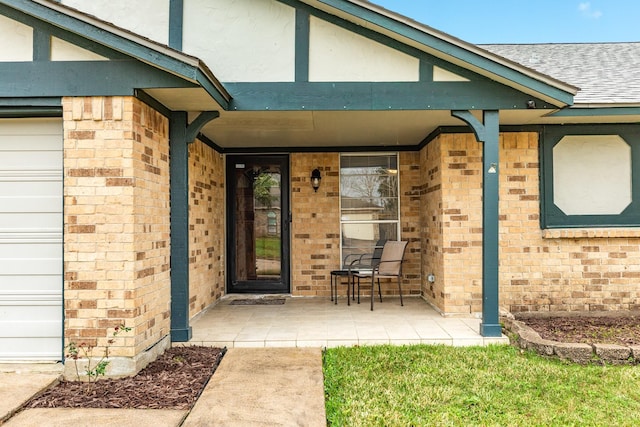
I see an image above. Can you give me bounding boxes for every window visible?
[340,153,400,265]
[542,124,640,228]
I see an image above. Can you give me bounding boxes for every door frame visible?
[225,154,290,293]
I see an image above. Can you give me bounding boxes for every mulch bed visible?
[517,314,640,346]
[26,346,225,410]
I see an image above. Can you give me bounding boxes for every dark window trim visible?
[541,124,640,228]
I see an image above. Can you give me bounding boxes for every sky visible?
[371,1,640,44]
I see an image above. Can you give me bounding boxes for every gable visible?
[0,0,229,110]
[308,16,418,82]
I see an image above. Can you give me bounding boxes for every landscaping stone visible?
[593,343,632,364]
[553,342,594,364]
[501,314,640,365]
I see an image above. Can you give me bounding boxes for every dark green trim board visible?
[419,125,545,149]
[135,90,172,118]
[313,0,575,106]
[295,8,310,82]
[169,0,183,50]
[169,111,192,342]
[195,132,223,152]
[194,69,230,111]
[0,107,62,118]
[225,81,549,111]
[32,28,50,61]
[419,59,433,82]
[549,107,640,117]
[0,61,198,98]
[541,124,640,228]
[0,97,62,117]
[452,110,502,338]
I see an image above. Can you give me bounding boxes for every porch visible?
[188,296,509,348]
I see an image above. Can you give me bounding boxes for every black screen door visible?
[226,155,290,293]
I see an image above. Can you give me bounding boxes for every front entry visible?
[226,155,290,293]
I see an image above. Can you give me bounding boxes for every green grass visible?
[255,236,280,259]
[323,345,640,426]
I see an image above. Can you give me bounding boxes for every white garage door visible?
[0,118,63,361]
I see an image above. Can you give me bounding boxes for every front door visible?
[226,155,290,293]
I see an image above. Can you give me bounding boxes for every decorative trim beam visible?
[225,82,549,112]
[452,110,502,337]
[169,0,183,50]
[0,61,198,98]
[295,8,310,82]
[33,28,50,61]
[186,111,220,143]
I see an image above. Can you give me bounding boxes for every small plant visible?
[66,324,132,383]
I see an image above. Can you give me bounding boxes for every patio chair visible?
[353,240,408,311]
[331,239,386,305]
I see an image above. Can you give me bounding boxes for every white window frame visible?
[338,152,401,267]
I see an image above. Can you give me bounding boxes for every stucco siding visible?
[183,0,295,82]
[61,0,169,45]
[0,14,32,61]
[309,17,419,82]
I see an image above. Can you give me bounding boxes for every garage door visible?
[0,118,63,361]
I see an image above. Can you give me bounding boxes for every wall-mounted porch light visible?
[310,168,322,192]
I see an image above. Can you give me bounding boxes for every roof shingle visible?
[482,43,640,105]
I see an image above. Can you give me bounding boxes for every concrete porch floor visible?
[188,295,509,348]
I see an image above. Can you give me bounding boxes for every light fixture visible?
[310,168,321,192]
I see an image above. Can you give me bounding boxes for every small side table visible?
[330,269,356,305]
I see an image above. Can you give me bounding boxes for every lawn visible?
[323,345,640,426]
[255,236,280,259]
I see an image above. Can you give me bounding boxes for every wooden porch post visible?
[451,110,502,337]
[170,111,219,342]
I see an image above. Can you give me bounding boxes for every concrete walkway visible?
[1,348,326,427]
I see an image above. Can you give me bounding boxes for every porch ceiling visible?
[187,109,553,150]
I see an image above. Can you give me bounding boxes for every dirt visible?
[517,314,640,346]
[26,346,225,410]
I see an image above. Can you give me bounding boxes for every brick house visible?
[1,0,639,374]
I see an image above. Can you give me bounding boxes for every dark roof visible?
[482,43,640,105]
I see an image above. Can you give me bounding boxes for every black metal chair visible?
[330,240,386,305]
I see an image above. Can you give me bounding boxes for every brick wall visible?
[63,96,170,370]
[188,140,225,317]
[424,131,640,315]
[420,137,445,310]
[290,152,421,297]
[290,153,339,296]
[499,132,640,313]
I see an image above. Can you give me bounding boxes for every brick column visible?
[63,96,171,377]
